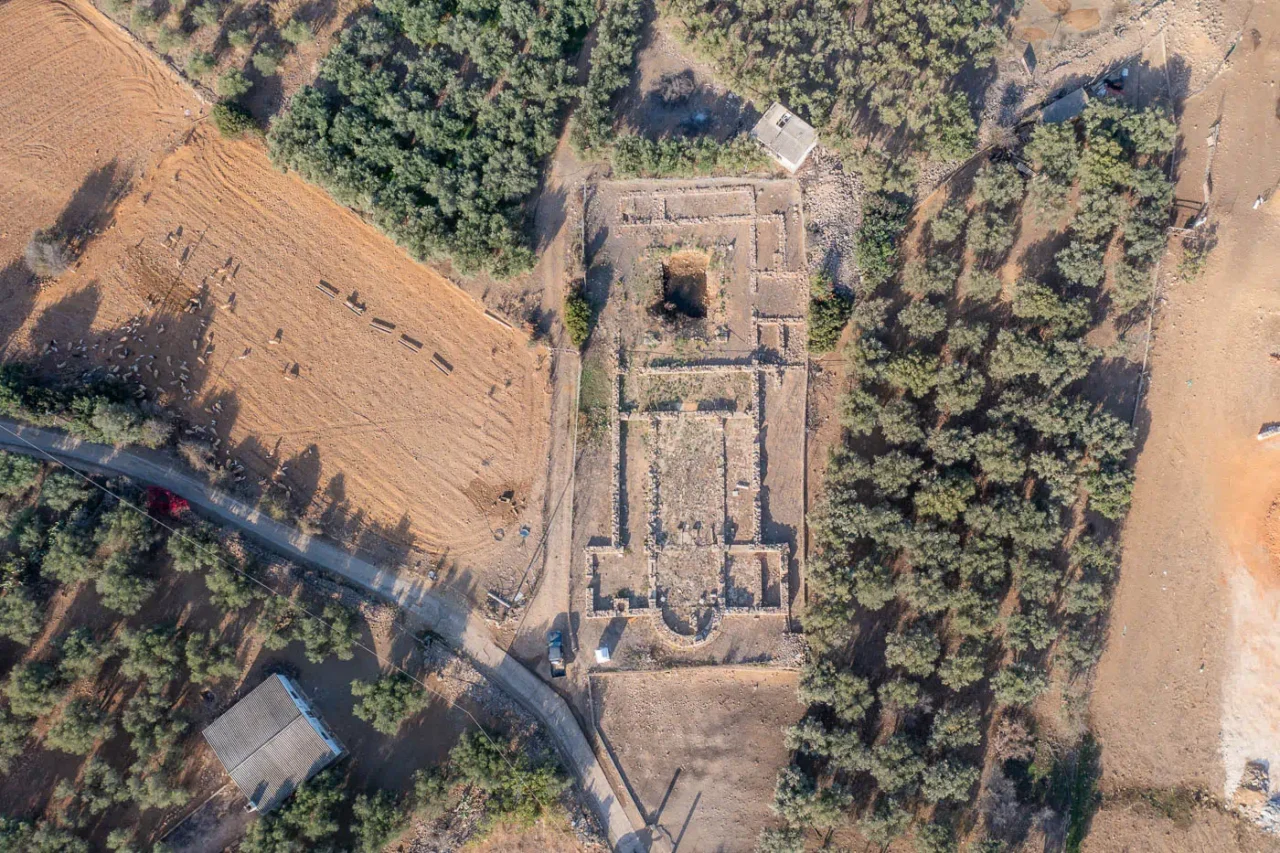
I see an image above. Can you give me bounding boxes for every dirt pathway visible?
[0,419,644,853]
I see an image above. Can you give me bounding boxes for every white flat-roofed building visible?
[750,103,818,173]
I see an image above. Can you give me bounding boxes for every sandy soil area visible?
[0,0,199,293]
[1090,0,1280,806]
[591,667,802,853]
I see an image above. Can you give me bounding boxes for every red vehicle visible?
[146,487,190,517]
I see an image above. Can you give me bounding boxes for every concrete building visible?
[203,674,344,812]
[750,103,818,173]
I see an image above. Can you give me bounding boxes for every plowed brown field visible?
[0,0,198,291]
[0,0,551,597]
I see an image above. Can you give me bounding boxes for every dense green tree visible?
[0,452,39,497]
[45,699,111,754]
[39,472,90,512]
[352,790,406,852]
[5,662,64,718]
[184,632,239,684]
[40,525,96,585]
[0,583,42,645]
[295,603,358,664]
[991,662,1048,706]
[117,625,180,683]
[884,625,941,677]
[122,691,185,763]
[95,553,156,616]
[798,660,872,724]
[869,735,926,795]
[929,705,983,751]
[58,629,111,682]
[351,673,428,735]
[0,707,28,772]
[921,758,980,803]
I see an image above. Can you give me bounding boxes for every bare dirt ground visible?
[1083,796,1280,853]
[591,667,803,853]
[1089,0,1280,819]
[0,0,199,296]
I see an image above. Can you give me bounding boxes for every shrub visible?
[351,673,428,735]
[216,69,253,99]
[808,277,854,352]
[563,286,592,349]
[227,27,253,49]
[187,51,216,78]
[190,2,221,28]
[251,45,284,75]
[280,19,314,45]
[210,101,258,138]
[130,3,158,29]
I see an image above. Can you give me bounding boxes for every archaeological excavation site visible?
[573,178,808,658]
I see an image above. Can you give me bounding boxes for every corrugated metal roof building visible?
[203,674,344,812]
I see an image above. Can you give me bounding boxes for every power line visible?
[0,419,521,774]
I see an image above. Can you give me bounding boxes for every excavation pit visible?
[660,251,710,319]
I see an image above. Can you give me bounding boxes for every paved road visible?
[0,419,644,853]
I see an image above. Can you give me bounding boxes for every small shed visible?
[1041,87,1089,124]
[750,103,818,173]
[203,675,344,813]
